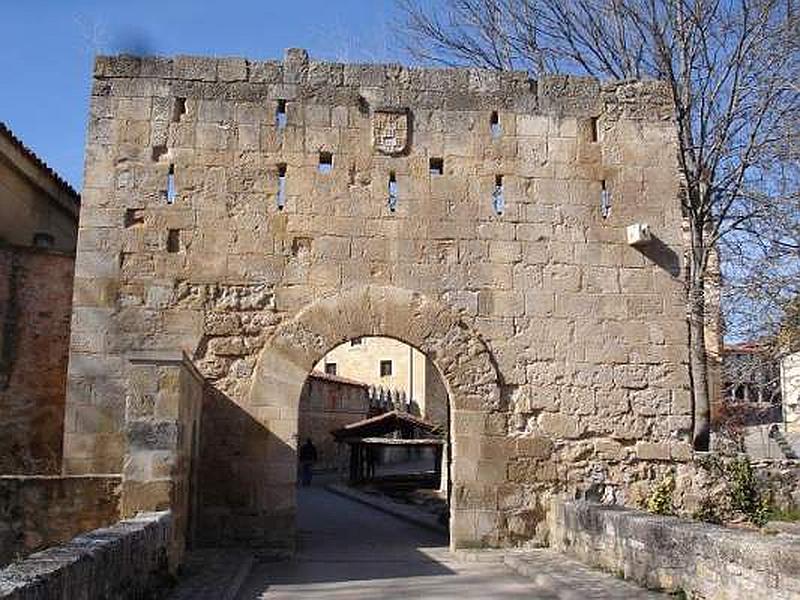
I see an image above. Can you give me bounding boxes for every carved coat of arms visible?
[372,109,410,155]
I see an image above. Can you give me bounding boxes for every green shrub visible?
[645,473,675,516]
[768,507,800,522]
[692,496,723,525]
[724,457,772,527]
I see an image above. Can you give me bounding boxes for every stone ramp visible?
[325,482,447,534]
[744,424,800,459]
[168,548,253,600]
[501,549,666,599]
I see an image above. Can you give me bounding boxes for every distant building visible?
[720,342,782,426]
[781,351,800,432]
[0,122,80,473]
[0,122,79,253]
[315,337,448,426]
[297,371,371,471]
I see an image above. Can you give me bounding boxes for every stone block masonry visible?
[0,511,172,599]
[549,500,800,599]
[122,351,203,565]
[69,48,692,550]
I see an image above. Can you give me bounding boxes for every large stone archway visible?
[247,285,500,550]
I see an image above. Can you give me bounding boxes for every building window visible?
[350,338,363,346]
[325,362,337,376]
[32,232,54,249]
[380,360,393,377]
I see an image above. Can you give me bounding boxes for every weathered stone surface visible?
[550,500,800,600]
[0,511,172,599]
[0,248,74,474]
[67,49,691,552]
[0,475,121,566]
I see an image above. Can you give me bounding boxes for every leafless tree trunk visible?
[397,0,800,450]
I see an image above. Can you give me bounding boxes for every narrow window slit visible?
[388,171,398,212]
[277,163,287,210]
[601,180,611,218]
[318,151,333,174]
[429,157,444,176]
[172,97,186,123]
[166,165,176,204]
[590,117,599,143]
[167,229,180,253]
[492,175,505,216]
[276,99,287,129]
[490,111,501,138]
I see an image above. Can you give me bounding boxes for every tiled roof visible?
[724,341,768,354]
[0,121,80,204]
[331,410,443,439]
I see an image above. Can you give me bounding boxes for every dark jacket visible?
[299,441,318,462]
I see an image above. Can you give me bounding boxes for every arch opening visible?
[298,336,452,534]
[196,285,501,553]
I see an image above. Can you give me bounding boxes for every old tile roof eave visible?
[0,121,81,217]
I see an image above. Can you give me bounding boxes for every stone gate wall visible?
[69,49,691,548]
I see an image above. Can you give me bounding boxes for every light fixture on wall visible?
[626,223,652,246]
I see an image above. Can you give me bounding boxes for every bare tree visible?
[397,0,800,450]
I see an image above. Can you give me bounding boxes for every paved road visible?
[235,485,661,599]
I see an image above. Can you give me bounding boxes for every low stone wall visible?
[0,511,172,599]
[0,475,121,566]
[549,500,800,599]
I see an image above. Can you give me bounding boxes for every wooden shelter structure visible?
[331,411,445,483]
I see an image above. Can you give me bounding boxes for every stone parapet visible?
[92,50,672,120]
[0,511,172,599]
[549,499,800,599]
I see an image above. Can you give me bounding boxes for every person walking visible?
[298,438,318,486]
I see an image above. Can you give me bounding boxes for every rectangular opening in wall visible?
[429,157,444,176]
[318,151,333,174]
[276,99,287,129]
[601,179,611,218]
[167,229,180,253]
[325,362,337,375]
[166,164,176,204]
[277,163,287,210]
[388,171,398,212]
[380,360,393,377]
[490,111,501,138]
[590,117,599,143]
[152,144,168,162]
[493,174,505,216]
[32,232,54,249]
[124,208,145,228]
[172,97,186,123]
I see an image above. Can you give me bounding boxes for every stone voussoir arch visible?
[247,284,502,549]
[249,284,501,416]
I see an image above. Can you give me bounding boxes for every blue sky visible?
[1,1,404,190]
